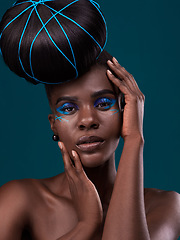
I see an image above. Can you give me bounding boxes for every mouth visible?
[76,136,105,152]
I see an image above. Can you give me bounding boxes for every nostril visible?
[92,124,99,129]
[78,123,99,130]
[79,125,85,130]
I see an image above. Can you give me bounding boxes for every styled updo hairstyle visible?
[0,0,108,84]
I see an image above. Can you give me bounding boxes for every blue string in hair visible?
[0,0,108,84]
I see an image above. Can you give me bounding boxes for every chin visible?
[79,151,111,168]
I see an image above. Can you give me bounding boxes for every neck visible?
[83,153,117,206]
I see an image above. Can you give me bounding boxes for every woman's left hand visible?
[107,57,145,141]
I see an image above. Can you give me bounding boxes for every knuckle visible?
[124,76,130,82]
[130,95,138,102]
[121,67,126,72]
[64,167,68,172]
[73,175,80,184]
[138,95,143,101]
[76,167,83,175]
[110,73,116,79]
[130,73,134,79]
[64,165,71,172]
[139,94,145,101]
[116,62,121,67]
[116,63,122,70]
[78,171,87,181]
[63,148,68,154]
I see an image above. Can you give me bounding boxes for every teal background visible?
[0,0,180,200]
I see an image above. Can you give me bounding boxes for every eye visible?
[56,102,79,115]
[94,97,116,110]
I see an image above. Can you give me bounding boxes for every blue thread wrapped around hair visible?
[0,0,108,84]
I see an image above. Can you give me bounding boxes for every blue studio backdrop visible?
[0,0,180,200]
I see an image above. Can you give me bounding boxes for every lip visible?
[76,141,105,152]
[76,135,105,152]
[76,135,104,145]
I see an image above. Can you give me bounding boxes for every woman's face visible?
[48,65,122,168]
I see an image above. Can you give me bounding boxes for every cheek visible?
[102,110,122,138]
[55,119,75,154]
[55,120,71,140]
[55,115,70,123]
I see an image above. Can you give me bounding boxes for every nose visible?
[77,106,99,130]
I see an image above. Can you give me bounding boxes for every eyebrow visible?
[55,89,116,105]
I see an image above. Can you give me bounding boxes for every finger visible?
[108,60,141,98]
[116,66,144,99]
[72,150,83,172]
[72,150,89,180]
[58,142,75,174]
[107,70,134,97]
[112,57,145,100]
[107,60,135,92]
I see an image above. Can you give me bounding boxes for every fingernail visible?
[59,141,62,150]
[113,57,118,63]
[72,150,76,158]
[107,60,113,65]
[107,69,112,75]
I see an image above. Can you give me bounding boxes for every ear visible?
[113,84,124,112]
[48,114,58,135]
[118,92,124,112]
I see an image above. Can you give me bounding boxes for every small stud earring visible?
[52,134,59,141]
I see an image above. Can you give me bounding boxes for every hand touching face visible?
[107,58,145,141]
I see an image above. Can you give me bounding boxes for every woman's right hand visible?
[58,142,103,229]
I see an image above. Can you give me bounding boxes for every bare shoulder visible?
[0,179,36,214]
[0,178,45,216]
[145,187,179,198]
[145,187,180,239]
[0,177,78,239]
[145,187,180,209]
[0,179,33,239]
[0,179,30,203]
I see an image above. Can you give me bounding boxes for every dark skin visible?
[0,58,180,240]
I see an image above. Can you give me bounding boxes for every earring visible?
[52,134,59,141]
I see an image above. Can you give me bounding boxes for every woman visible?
[0,0,180,239]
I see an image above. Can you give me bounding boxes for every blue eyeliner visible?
[55,97,117,117]
[94,97,116,110]
[55,115,69,122]
[56,102,79,115]
[110,109,120,115]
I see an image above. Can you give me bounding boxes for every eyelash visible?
[94,97,116,110]
[56,103,79,115]
[56,97,116,115]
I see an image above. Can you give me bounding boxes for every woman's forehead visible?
[51,65,118,99]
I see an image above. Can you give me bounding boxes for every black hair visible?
[0,0,108,84]
[45,49,113,104]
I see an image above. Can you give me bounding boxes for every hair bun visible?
[0,0,107,84]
